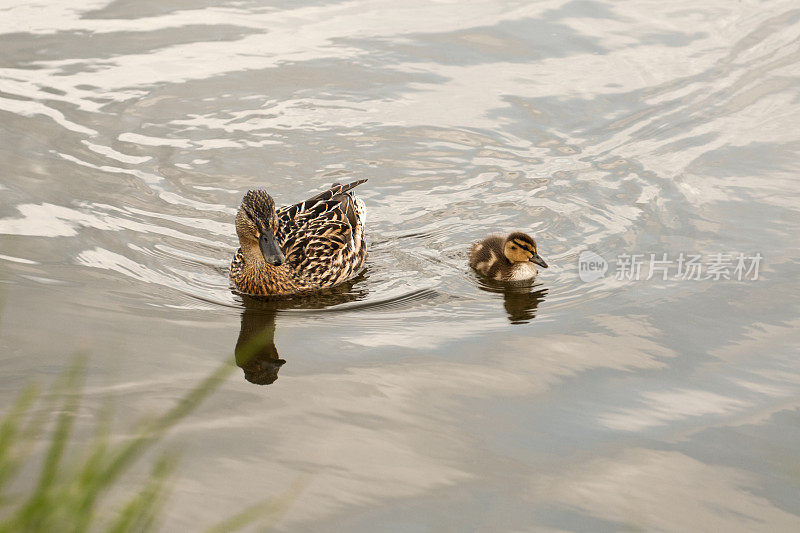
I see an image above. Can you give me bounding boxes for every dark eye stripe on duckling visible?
[511,239,535,253]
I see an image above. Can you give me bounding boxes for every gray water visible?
[2,0,800,530]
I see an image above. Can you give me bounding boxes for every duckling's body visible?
[469,232,548,281]
[230,179,367,296]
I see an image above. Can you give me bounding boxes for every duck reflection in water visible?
[475,277,548,325]
[234,277,367,385]
[235,301,284,385]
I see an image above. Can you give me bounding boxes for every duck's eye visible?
[510,246,517,250]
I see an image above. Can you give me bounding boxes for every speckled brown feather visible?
[230,179,368,296]
[469,235,507,279]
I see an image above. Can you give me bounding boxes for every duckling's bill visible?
[530,251,548,269]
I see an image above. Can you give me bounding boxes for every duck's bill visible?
[530,252,548,269]
[259,229,285,266]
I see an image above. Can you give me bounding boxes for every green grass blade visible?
[0,349,299,533]
[99,361,235,491]
[9,355,85,530]
[0,384,38,504]
[205,475,309,533]
[71,400,115,533]
[106,450,178,533]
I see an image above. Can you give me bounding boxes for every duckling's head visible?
[503,232,548,268]
[236,190,285,266]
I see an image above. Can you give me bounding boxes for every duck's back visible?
[276,179,367,287]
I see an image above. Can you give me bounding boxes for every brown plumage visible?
[469,232,548,281]
[230,179,368,296]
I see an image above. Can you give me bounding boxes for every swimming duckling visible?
[230,179,368,296]
[469,232,548,281]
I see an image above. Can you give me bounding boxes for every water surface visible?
[2,0,800,530]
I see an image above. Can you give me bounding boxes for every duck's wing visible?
[277,180,366,235]
[291,179,367,208]
[276,179,368,278]
[285,218,362,285]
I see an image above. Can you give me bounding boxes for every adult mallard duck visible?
[469,232,548,281]
[230,179,368,296]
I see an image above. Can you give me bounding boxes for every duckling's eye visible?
[510,245,517,250]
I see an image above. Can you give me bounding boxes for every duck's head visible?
[235,190,285,266]
[503,232,548,268]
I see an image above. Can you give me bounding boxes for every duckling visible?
[230,179,368,296]
[469,232,548,281]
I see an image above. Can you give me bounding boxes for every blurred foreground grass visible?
[0,353,300,532]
